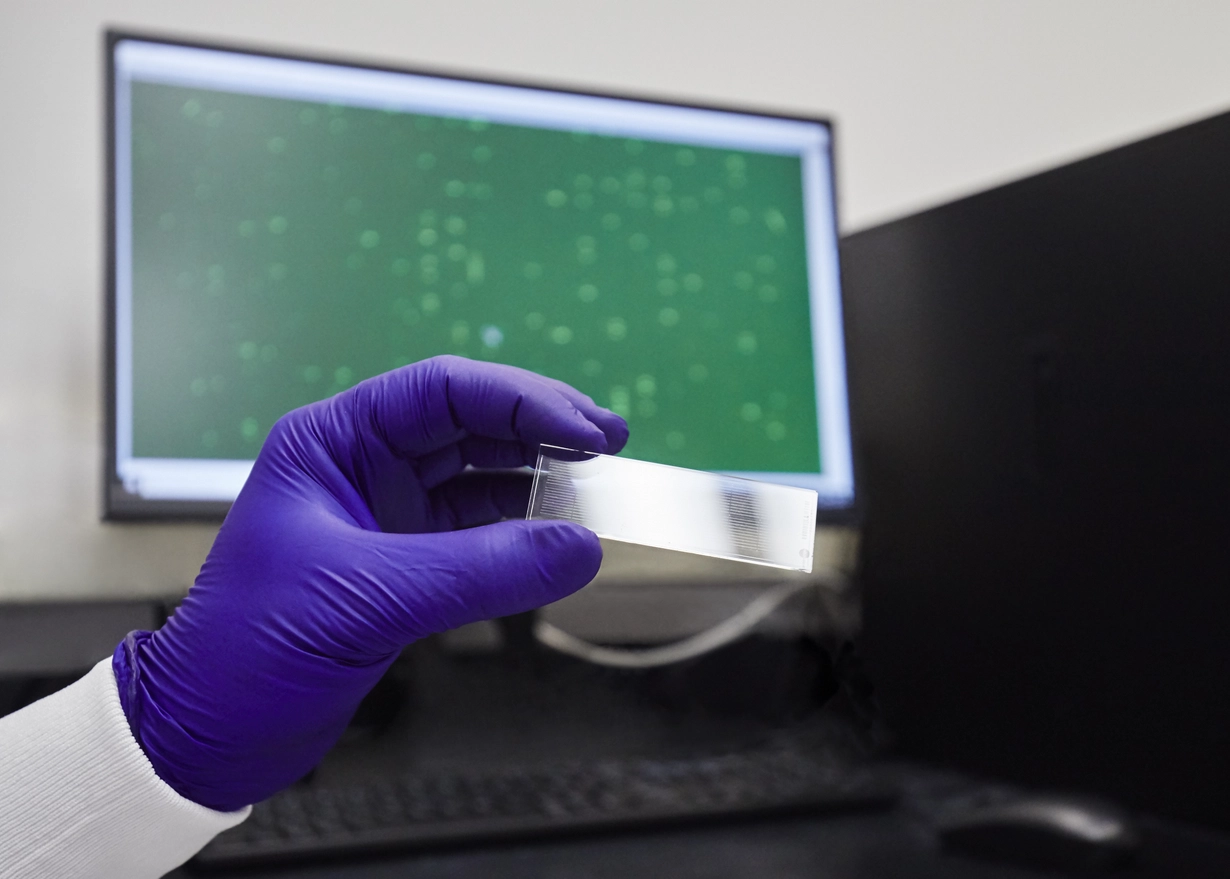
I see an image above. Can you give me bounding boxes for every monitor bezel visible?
[102,27,859,523]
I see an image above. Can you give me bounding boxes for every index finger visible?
[352,356,626,458]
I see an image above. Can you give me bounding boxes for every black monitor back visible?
[841,111,1230,828]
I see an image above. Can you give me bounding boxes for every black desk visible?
[169,795,1230,879]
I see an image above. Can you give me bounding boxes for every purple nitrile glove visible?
[112,356,628,812]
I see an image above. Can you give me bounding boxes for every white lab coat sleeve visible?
[0,657,250,878]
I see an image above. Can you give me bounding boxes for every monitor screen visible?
[105,34,854,517]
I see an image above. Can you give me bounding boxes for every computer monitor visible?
[842,109,1230,828]
[105,31,854,519]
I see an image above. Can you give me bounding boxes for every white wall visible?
[4,0,1230,600]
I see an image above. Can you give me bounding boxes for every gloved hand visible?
[112,356,628,812]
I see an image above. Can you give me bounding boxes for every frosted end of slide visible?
[527,445,818,573]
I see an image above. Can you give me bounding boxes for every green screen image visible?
[130,82,821,472]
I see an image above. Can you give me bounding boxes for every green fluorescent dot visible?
[523,262,543,280]
[766,421,787,441]
[451,321,470,345]
[303,365,322,383]
[625,170,646,189]
[180,100,201,118]
[656,254,677,274]
[240,417,259,440]
[659,307,680,327]
[609,386,631,417]
[675,149,696,166]
[481,325,504,348]
[683,273,703,292]
[635,375,656,397]
[467,252,485,284]
[334,366,354,386]
[657,278,678,296]
[653,197,674,216]
[606,317,627,341]
[417,152,437,170]
[422,293,441,314]
[759,285,779,303]
[601,213,622,231]
[269,263,288,280]
[472,145,492,163]
[444,180,466,197]
[652,176,672,194]
[445,216,466,235]
[582,359,603,377]
[764,209,788,234]
[740,402,762,422]
[238,341,258,360]
[578,284,599,303]
[600,176,621,194]
[688,364,709,382]
[267,136,287,154]
[666,431,685,450]
[448,243,467,261]
[546,189,568,207]
[418,229,438,246]
[628,233,649,252]
[549,326,573,344]
[359,230,380,248]
[268,216,288,234]
[525,312,545,330]
[468,118,489,131]
[725,154,746,173]
[574,174,594,190]
[577,235,597,251]
[736,331,758,354]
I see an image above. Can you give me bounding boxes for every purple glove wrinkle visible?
[113,357,627,812]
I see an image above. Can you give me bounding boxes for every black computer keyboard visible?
[193,750,897,868]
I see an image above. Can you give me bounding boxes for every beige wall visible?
[3,0,1230,600]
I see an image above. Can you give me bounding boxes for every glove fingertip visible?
[522,519,603,593]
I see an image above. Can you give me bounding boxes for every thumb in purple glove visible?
[113,356,627,811]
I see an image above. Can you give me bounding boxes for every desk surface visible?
[169,802,1230,879]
